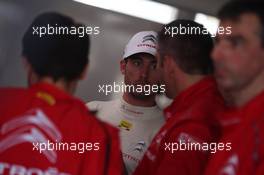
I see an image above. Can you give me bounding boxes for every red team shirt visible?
[133,76,225,175]
[205,90,264,175]
[0,83,123,175]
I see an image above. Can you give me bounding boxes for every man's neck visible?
[122,93,156,107]
[33,77,77,95]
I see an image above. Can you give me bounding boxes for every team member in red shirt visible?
[0,12,122,175]
[205,1,264,175]
[133,20,225,175]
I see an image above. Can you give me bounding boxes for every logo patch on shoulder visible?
[118,120,132,131]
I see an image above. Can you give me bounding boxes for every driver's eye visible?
[150,63,157,70]
[132,60,141,66]
[230,38,244,47]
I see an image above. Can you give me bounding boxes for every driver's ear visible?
[120,59,126,75]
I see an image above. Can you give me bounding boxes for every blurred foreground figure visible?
[0,12,122,175]
[134,20,225,175]
[205,1,264,175]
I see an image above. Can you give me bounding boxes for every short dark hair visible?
[218,1,264,46]
[158,19,214,75]
[22,12,90,81]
